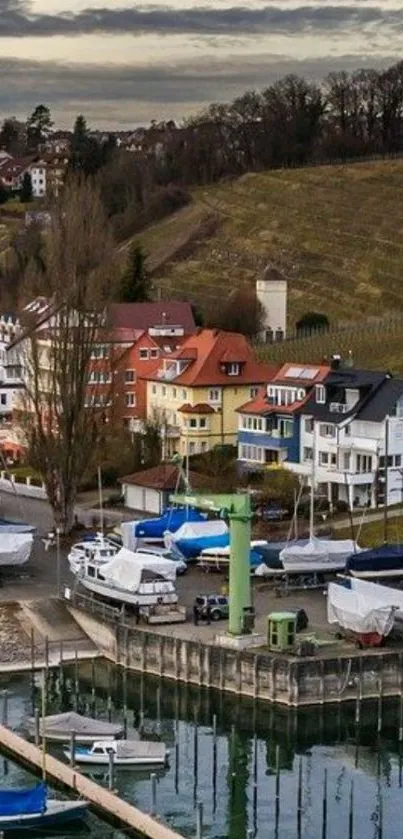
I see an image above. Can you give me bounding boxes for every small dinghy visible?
[26,711,123,743]
[0,783,88,831]
[64,739,169,767]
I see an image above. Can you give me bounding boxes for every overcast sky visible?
[0,0,400,128]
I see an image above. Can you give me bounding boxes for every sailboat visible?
[0,785,88,831]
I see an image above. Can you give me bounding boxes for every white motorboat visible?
[0,531,34,566]
[77,547,178,607]
[63,739,169,767]
[327,581,396,640]
[68,539,119,574]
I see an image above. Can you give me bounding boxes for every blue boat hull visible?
[0,803,88,832]
[134,508,205,540]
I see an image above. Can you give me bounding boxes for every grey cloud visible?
[0,1,403,39]
[0,52,396,127]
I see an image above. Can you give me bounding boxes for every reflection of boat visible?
[26,711,123,743]
[78,547,178,607]
[63,739,169,767]
[0,784,88,831]
[327,580,396,646]
[346,544,403,579]
[165,519,229,559]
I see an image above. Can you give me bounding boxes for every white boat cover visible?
[115,740,166,760]
[0,533,34,566]
[280,538,360,570]
[200,539,266,559]
[101,547,177,591]
[121,521,139,551]
[26,711,123,739]
[327,582,396,636]
[349,577,403,621]
[165,519,228,546]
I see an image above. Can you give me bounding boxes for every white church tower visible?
[256,265,287,342]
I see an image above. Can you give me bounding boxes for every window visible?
[152,384,157,395]
[125,393,136,407]
[91,345,108,360]
[319,451,329,466]
[139,348,149,360]
[182,389,187,400]
[279,418,293,438]
[101,371,112,384]
[396,455,402,467]
[189,442,196,455]
[173,388,177,399]
[209,389,221,403]
[305,417,314,433]
[227,363,240,376]
[201,442,207,452]
[319,424,335,438]
[250,387,258,399]
[303,447,313,461]
[0,394,6,406]
[265,450,278,464]
[343,452,351,471]
[199,418,207,429]
[379,455,385,468]
[344,425,351,437]
[387,455,393,468]
[330,453,337,467]
[316,385,325,404]
[189,418,197,429]
[125,370,136,383]
[150,349,159,359]
[162,386,166,397]
[356,454,373,473]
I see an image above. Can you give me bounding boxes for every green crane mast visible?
[172,489,253,635]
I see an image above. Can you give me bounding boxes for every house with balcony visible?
[143,329,277,457]
[295,361,403,509]
[237,363,330,470]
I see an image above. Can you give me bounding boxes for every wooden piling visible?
[377,677,383,735]
[34,707,40,746]
[108,749,114,792]
[196,801,203,839]
[2,691,8,727]
[74,645,79,712]
[151,772,157,816]
[91,658,96,717]
[44,636,49,681]
[193,709,199,799]
[252,733,258,829]
[275,743,280,834]
[69,731,76,767]
[212,713,217,812]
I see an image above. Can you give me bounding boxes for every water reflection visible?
[2,664,403,838]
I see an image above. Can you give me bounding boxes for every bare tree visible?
[19,177,117,533]
[209,285,265,339]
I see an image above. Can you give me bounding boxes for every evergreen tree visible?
[20,172,33,203]
[27,105,53,150]
[0,119,19,154]
[118,244,151,302]
[71,114,89,170]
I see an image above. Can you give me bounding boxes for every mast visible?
[383,415,389,543]
[98,466,104,540]
[309,425,316,540]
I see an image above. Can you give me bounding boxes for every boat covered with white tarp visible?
[164,519,229,559]
[0,532,34,566]
[78,547,178,606]
[26,711,123,743]
[327,581,396,637]
[63,738,168,766]
[280,538,361,574]
[348,576,403,621]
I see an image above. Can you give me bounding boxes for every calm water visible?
[1,663,403,838]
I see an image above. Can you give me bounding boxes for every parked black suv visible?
[193,594,229,622]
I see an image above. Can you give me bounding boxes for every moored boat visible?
[77,547,178,607]
[346,543,403,579]
[63,738,169,767]
[0,784,88,831]
[164,519,229,559]
[327,580,396,646]
[26,711,123,743]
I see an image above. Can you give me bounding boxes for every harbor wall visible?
[70,607,403,706]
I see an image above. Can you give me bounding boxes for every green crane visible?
[171,489,253,635]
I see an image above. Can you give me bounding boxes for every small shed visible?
[119,464,211,515]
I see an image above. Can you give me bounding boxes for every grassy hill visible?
[139,159,403,329]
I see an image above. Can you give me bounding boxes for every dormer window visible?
[315,384,325,404]
[226,363,240,376]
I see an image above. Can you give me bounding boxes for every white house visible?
[28,161,47,198]
[289,361,403,509]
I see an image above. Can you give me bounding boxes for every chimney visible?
[330,354,342,370]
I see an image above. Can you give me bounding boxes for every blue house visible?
[237,362,330,471]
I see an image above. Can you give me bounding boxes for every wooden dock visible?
[0,724,184,839]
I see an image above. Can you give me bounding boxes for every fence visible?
[0,472,47,500]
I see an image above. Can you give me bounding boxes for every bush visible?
[334,499,349,514]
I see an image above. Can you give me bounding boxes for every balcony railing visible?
[329,402,349,413]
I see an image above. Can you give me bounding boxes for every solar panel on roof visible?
[284,366,305,378]
[301,367,319,379]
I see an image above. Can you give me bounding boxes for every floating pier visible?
[0,723,184,839]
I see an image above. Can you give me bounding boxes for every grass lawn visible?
[336,515,403,547]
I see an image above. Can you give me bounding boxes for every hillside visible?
[139,159,403,327]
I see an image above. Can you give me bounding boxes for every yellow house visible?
[144,329,277,456]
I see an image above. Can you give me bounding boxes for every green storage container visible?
[267,612,296,652]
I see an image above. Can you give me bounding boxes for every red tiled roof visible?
[119,463,212,490]
[108,302,196,333]
[143,329,278,386]
[177,403,215,414]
